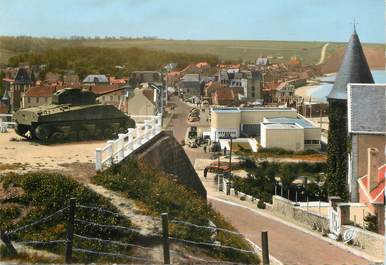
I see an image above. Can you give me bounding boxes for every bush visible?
[259,147,293,155]
[94,159,259,264]
[364,213,378,232]
[0,172,135,263]
[257,199,266,209]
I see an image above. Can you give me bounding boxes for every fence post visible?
[261,231,270,265]
[0,230,17,256]
[161,213,170,265]
[107,140,115,165]
[118,134,125,161]
[65,198,76,264]
[95,148,102,171]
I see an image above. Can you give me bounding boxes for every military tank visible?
[13,87,135,142]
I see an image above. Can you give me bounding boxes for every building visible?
[357,148,385,234]
[82,74,109,85]
[261,116,321,151]
[325,29,374,201]
[240,71,262,102]
[8,68,34,111]
[126,88,157,116]
[210,107,297,140]
[212,88,237,106]
[129,71,162,88]
[177,74,203,99]
[90,85,126,110]
[22,85,59,108]
[347,84,386,202]
[261,123,304,151]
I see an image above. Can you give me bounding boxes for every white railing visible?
[95,115,162,170]
[0,114,16,132]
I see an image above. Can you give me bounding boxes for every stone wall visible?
[271,195,329,231]
[341,225,384,260]
[127,130,207,199]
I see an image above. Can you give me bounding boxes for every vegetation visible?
[325,100,349,200]
[0,172,138,263]
[2,36,383,66]
[93,159,259,263]
[364,213,378,232]
[232,159,327,203]
[7,46,219,78]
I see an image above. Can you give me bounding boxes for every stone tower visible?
[325,29,374,200]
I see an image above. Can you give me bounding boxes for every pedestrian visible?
[224,146,227,156]
[203,145,207,153]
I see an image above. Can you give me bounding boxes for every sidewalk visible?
[195,159,378,265]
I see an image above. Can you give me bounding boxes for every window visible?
[304,140,312,145]
[251,92,255,98]
[45,97,48,103]
[312,140,320,144]
[36,97,39,103]
[251,86,255,91]
[110,96,113,101]
[27,97,31,103]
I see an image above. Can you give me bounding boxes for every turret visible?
[51,86,129,105]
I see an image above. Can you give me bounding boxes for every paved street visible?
[168,95,373,265]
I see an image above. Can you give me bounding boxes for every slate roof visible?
[14,68,32,85]
[82,74,109,84]
[328,31,374,100]
[347,84,386,134]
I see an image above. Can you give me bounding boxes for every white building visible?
[210,107,297,141]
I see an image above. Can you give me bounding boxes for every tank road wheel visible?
[50,131,65,142]
[103,128,113,139]
[94,127,104,140]
[77,130,89,141]
[15,124,30,138]
[34,125,52,142]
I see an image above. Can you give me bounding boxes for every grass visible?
[1,36,383,65]
[93,159,259,264]
[0,172,137,263]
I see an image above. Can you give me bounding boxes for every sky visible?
[0,0,384,43]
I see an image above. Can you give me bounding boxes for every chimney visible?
[367,148,379,191]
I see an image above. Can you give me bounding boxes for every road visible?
[168,96,371,265]
[209,197,369,265]
[167,95,210,163]
[317,43,330,65]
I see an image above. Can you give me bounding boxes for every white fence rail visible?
[0,114,16,132]
[95,115,162,170]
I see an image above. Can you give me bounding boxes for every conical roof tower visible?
[327,30,374,100]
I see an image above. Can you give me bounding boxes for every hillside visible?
[1,36,384,67]
[0,163,259,264]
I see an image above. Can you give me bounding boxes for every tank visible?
[13,87,136,142]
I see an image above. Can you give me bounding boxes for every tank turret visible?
[13,86,135,143]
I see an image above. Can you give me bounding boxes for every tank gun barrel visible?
[95,86,131,97]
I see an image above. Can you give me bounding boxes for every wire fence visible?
[1,198,263,264]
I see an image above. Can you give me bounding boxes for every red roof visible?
[24,85,60,97]
[358,165,385,204]
[142,89,155,105]
[196,62,209,68]
[213,88,235,101]
[167,71,180,77]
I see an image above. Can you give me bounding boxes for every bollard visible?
[65,198,76,264]
[261,231,270,265]
[161,213,170,264]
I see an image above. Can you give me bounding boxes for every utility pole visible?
[229,137,232,174]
